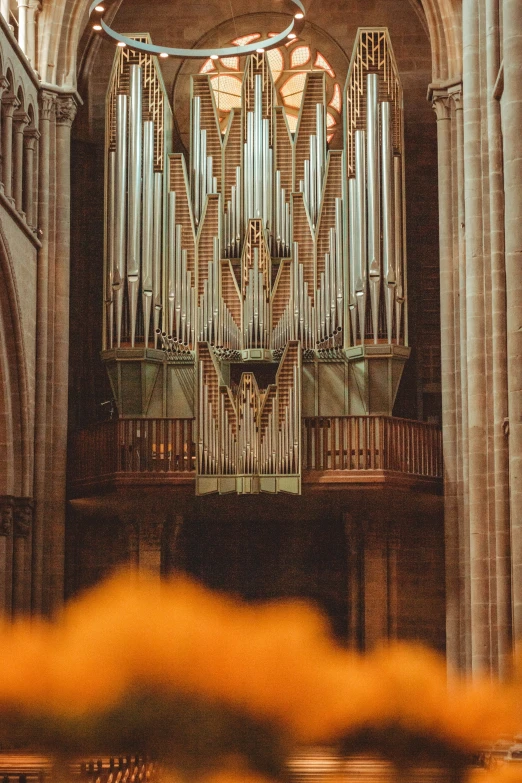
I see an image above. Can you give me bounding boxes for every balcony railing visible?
[68,416,442,490]
[302,416,442,477]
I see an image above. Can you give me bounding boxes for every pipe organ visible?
[102,28,411,495]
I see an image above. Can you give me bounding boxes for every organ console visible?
[101,28,410,495]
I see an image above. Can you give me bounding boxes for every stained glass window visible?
[290,46,311,68]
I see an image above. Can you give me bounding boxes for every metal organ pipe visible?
[167,192,176,336]
[142,121,155,347]
[127,64,142,347]
[381,101,396,344]
[366,73,381,343]
[107,150,116,348]
[114,93,128,348]
[193,97,201,223]
[153,172,163,347]
[394,154,404,343]
[355,129,367,343]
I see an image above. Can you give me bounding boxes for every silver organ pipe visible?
[114,93,128,348]
[394,153,404,343]
[127,64,142,346]
[107,150,116,349]
[355,129,367,342]
[193,97,201,224]
[141,121,154,347]
[381,101,396,344]
[153,172,163,346]
[167,191,176,336]
[348,177,357,343]
[366,73,381,343]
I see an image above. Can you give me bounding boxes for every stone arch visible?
[0,218,31,497]
[37,0,462,89]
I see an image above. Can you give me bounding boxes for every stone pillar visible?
[25,0,39,67]
[344,513,362,649]
[451,85,472,672]
[362,519,388,649]
[387,524,400,639]
[16,0,29,57]
[463,0,491,674]
[13,109,29,215]
[0,76,9,186]
[12,500,32,616]
[503,0,522,647]
[2,93,19,202]
[32,90,55,614]
[0,0,9,23]
[48,95,77,613]
[432,91,461,671]
[23,126,39,227]
[0,497,13,616]
[485,0,512,678]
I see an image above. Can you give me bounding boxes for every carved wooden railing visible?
[68,418,195,483]
[68,416,442,487]
[302,416,442,477]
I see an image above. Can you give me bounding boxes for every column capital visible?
[24,125,40,145]
[13,108,30,128]
[0,76,9,96]
[55,94,78,127]
[431,91,452,121]
[2,92,20,116]
[448,82,463,111]
[39,90,56,121]
[13,499,33,538]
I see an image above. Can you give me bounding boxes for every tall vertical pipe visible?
[153,172,163,346]
[381,102,395,344]
[107,150,116,348]
[394,155,403,343]
[355,129,367,342]
[366,73,381,342]
[128,64,143,343]
[141,121,155,347]
[114,93,128,347]
[193,97,201,223]
[167,193,176,335]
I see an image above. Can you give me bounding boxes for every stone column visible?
[164,514,184,573]
[13,109,29,215]
[16,0,29,57]
[32,90,55,614]
[23,126,39,227]
[450,85,472,672]
[0,0,9,23]
[25,0,40,67]
[362,519,388,649]
[485,0,512,678]
[432,91,461,671]
[0,498,13,616]
[48,95,77,613]
[2,93,19,202]
[344,513,362,649]
[463,0,491,675]
[503,0,522,647]
[12,500,32,616]
[0,76,9,186]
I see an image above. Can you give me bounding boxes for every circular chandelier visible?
[88,0,306,59]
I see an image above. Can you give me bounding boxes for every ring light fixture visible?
[88,0,306,59]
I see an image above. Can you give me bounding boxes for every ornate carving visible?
[13,501,32,538]
[431,92,452,122]
[39,90,56,122]
[55,95,78,127]
[0,498,13,536]
[2,92,21,117]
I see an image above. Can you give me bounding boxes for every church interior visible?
[0,0,521,775]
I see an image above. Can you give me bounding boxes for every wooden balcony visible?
[68,416,442,497]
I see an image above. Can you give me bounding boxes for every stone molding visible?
[55,94,77,126]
